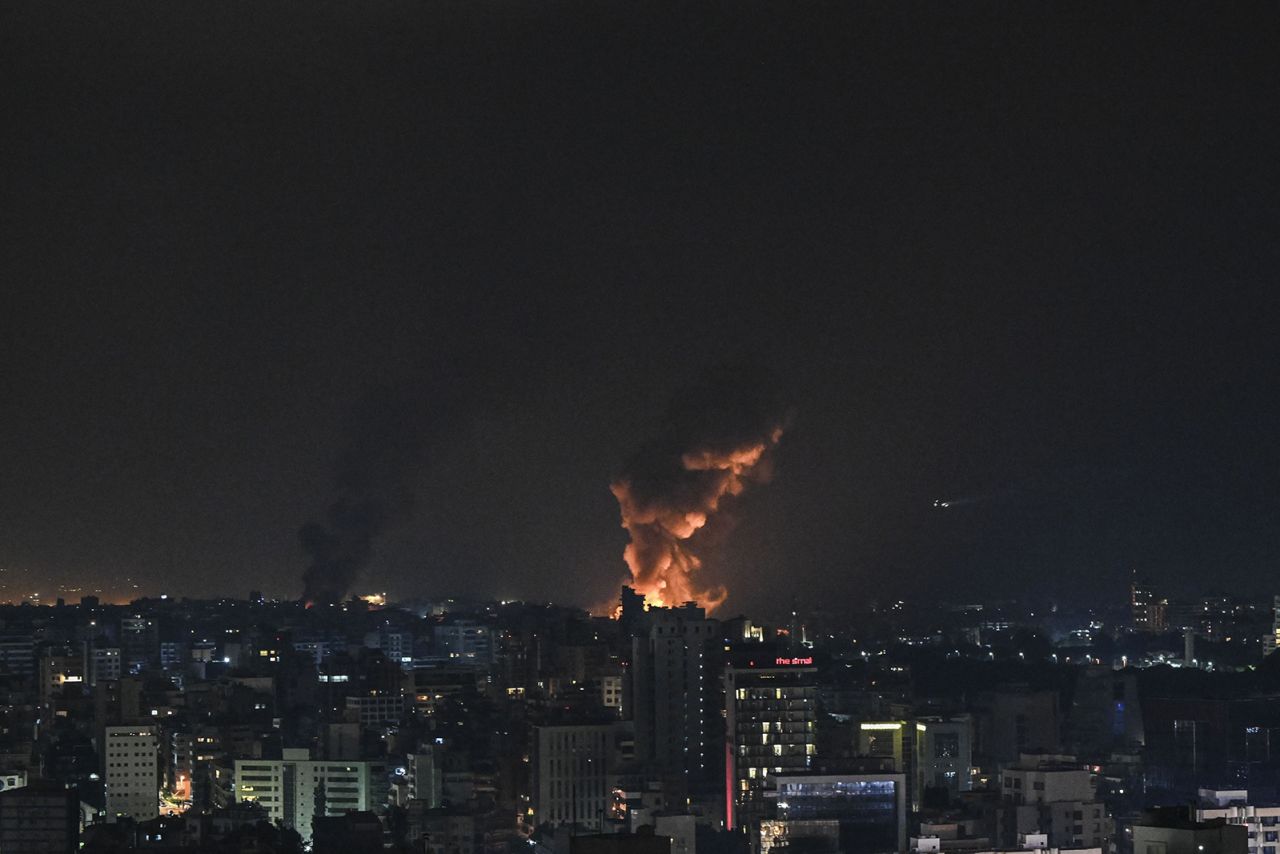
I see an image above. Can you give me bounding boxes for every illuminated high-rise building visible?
[1131,576,1167,632]
[724,651,816,830]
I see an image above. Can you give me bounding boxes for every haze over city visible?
[5,3,1280,617]
[6,5,1280,853]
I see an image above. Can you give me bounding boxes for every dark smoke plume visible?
[610,364,791,612]
[300,386,422,603]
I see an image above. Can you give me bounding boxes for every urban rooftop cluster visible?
[2,581,1280,854]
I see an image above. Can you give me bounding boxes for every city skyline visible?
[2,557,1280,850]
[6,3,1280,850]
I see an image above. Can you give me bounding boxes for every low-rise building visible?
[1134,808,1248,854]
[998,755,1110,850]
[762,773,908,854]
[233,748,388,844]
[1196,790,1280,854]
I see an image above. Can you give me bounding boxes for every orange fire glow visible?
[610,426,784,614]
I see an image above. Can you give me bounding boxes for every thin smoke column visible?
[299,387,420,603]
[610,366,789,612]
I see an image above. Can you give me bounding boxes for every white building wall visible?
[1197,791,1280,854]
[234,751,385,843]
[104,726,159,822]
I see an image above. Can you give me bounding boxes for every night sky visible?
[3,2,1279,614]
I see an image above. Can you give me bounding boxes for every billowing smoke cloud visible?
[610,366,789,613]
[300,387,421,603]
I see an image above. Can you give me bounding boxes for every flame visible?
[611,427,784,614]
[360,592,387,607]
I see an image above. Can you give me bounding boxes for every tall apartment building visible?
[234,748,388,844]
[406,747,443,808]
[92,647,122,685]
[532,721,633,830]
[629,604,718,790]
[1131,577,1167,633]
[919,717,975,801]
[171,726,223,809]
[103,725,159,822]
[724,653,817,830]
[171,732,193,802]
[121,616,160,672]
[160,640,186,670]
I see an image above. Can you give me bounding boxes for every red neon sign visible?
[725,739,735,830]
[774,656,813,666]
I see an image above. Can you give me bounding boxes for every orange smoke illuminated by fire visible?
[610,425,784,614]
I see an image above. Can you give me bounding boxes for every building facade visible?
[533,721,632,830]
[762,774,908,854]
[0,781,79,853]
[999,756,1111,850]
[724,655,817,830]
[1196,789,1280,854]
[630,605,718,790]
[104,725,160,822]
[1134,809,1248,854]
[234,749,388,843]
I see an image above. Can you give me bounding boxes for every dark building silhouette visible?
[0,780,79,854]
